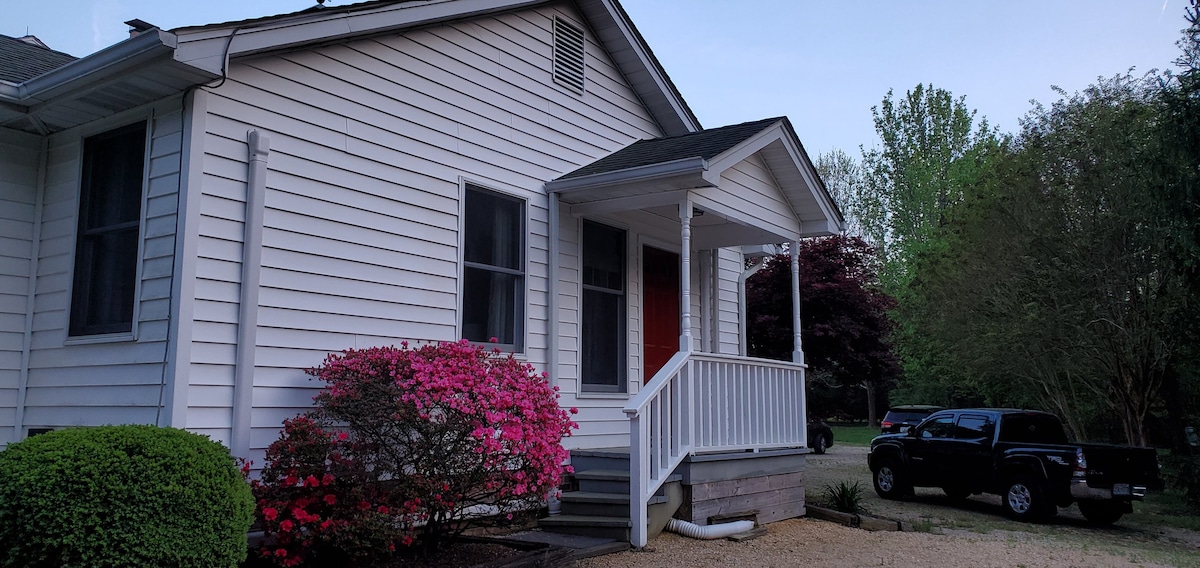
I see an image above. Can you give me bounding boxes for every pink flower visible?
[324,494,337,506]
[279,519,294,532]
[262,507,278,521]
[377,505,389,514]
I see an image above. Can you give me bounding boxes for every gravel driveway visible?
[577,445,1199,568]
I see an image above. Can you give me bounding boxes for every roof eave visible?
[545,156,708,194]
[5,30,176,104]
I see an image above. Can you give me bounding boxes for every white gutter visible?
[0,30,179,105]
[543,157,709,194]
[231,129,269,459]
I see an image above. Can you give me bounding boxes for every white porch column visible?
[679,204,694,352]
[790,240,804,364]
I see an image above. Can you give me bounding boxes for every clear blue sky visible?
[4,1,1188,156]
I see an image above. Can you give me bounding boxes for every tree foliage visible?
[746,235,900,423]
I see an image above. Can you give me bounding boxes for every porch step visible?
[538,515,632,542]
[541,447,683,544]
[559,491,668,517]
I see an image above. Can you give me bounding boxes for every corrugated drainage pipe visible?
[665,518,754,540]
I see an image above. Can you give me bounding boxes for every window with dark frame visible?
[69,122,147,337]
[461,185,525,351]
[581,220,626,392]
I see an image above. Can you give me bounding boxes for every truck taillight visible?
[1074,448,1087,478]
[881,421,893,429]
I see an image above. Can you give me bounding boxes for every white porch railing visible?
[622,351,807,547]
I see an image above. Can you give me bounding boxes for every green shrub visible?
[0,425,254,568]
[823,480,866,514]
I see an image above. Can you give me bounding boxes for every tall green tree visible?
[914,73,1192,445]
[856,84,1001,294]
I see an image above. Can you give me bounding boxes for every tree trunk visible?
[866,380,879,427]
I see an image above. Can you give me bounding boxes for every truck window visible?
[918,415,955,439]
[955,414,994,440]
[998,413,1069,444]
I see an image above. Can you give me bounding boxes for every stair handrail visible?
[622,349,692,548]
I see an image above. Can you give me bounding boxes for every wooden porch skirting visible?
[675,448,807,525]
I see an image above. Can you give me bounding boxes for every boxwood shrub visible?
[0,425,254,568]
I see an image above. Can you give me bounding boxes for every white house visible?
[0,0,841,546]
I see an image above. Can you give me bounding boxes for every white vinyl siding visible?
[20,101,184,433]
[715,247,743,355]
[188,4,661,456]
[0,128,40,446]
[697,154,799,241]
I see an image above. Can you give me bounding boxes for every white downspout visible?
[231,130,269,459]
[547,192,560,388]
[13,135,47,443]
[737,246,775,357]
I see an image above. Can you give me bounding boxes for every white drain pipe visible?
[665,518,755,540]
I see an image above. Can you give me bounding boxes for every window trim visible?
[580,219,627,394]
[457,180,529,354]
[65,117,151,341]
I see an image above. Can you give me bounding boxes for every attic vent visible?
[553,16,585,94]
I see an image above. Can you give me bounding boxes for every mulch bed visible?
[241,537,571,568]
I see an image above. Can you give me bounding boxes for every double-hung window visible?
[69,122,146,337]
[581,220,626,392]
[461,185,525,351]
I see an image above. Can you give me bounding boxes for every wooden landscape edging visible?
[805,505,904,531]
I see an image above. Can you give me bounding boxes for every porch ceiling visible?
[545,117,844,248]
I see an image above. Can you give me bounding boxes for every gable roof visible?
[546,116,844,241]
[558,117,783,180]
[0,0,699,137]
[0,34,77,84]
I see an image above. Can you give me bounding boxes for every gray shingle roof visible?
[0,34,77,83]
[558,117,783,180]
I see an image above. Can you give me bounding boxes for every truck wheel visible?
[1002,476,1051,522]
[812,434,828,455]
[1077,500,1124,525]
[873,460,909,500]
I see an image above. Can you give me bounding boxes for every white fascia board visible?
[708,119,845,232]
[173,0,546,74]
[545,156,708,194]
[587,0,700,135]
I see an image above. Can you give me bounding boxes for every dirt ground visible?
[577,445,1200,568]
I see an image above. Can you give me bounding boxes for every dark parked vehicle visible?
[808,421,834,454]
[868,409,1161,524]
[880,405,943,434]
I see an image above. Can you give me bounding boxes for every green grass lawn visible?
[830,423,880,446]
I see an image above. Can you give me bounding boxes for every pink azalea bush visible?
[252,340,577,566]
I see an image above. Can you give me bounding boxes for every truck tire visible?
[1002,476,1052,522]
[812,434,828,455]
[1077,500,1124,525]
[873,459,909,500]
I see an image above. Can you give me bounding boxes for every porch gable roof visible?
[546,117,845,245]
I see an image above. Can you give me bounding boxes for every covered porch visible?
[543,117,843,546]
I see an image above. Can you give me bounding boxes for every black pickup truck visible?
[868,408,1161,524]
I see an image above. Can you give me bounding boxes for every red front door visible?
[642,246,680,383]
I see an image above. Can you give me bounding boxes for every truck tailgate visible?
[1080,444,1161,489]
